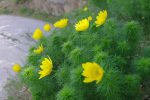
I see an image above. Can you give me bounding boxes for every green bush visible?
[89,0,150,34]
[19,2,150,100]
[142,46,150,57]
[135,57,150,81]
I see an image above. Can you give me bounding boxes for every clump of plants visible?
[12,2,150,100]
[89,0,150,34]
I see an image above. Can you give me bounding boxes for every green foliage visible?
[56,86,79,100]
[88,0,107,9]
[97,68,124,100]
[135,57,150,81]
[20,7,34,16]
[89,0,150,34]
[142,46,150,57]
[15,0,32,4]
[124,21,141,57]
[124,74,141,100]
[19,1,150,100]
[0,9,13,14]
[56,63,70,86]
[15,0,25,4]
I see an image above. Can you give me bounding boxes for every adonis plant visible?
[13,1,150,100]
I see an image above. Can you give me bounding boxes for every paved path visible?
[0,15,49,99]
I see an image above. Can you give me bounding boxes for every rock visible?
[0,0,87,16]
[28,0,87,16]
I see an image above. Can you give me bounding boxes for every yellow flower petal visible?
[95,10,107,27]
[88,16,92,21]
[54,18,68,28]
[34,45,43,54]
[39,71,48,79]
[81,62,104,84]
[75,18,89,31]
[83,78,93,83]
[12,64,21,73]
[43,24,51,32]
[83,6,88,11]
[39,57,53,79]
[32,28,43,40]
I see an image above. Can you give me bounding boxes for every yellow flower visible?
[32,28,43,40]
[34,45,44,54]
[43,24,51,32]
[12,64,21,73]
[95,10,107,27]
[54,18,68,28]
[83,6,88,11]
[88,16,92,21]
[82,62,104,84]
[75,18,89,31]
[38,57,53,79]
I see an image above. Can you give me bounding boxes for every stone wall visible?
[0,0,87,16]
[28,0,87,16]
